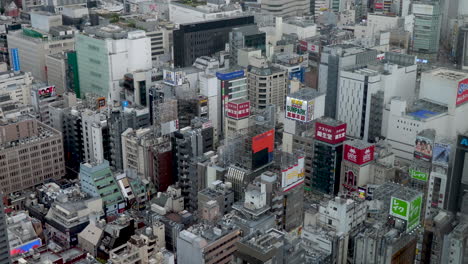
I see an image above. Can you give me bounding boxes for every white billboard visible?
[286,97,315,122]
[161,119,179,135]
[281,157,305,192]
[163,69,184,86]
[413,4,434,15]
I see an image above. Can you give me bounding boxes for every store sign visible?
[315,122,346,145]
[409,169,428,181]
[11,48,20,71]
[281,157,305,192]
[456,78,468,106]
[38,86,56,99]
[390,197,409,220]
[97,97,106,109]
[460,137,468,147]
[216,70,244,81]
[414,136,433,161]
[299,40,319,53]
[286,97,314,122]
[407,195,422,231]
[163,69,184,86]
[344,144,375,165]
[226,101,250,119]
[432,143,451,167]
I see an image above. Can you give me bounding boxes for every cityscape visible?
[0,0,466,263]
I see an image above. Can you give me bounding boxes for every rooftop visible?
[288,88,324,101]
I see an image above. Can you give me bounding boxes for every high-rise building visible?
[0,116,65,194]
[75,26,152,102]
[412,0,441,55]
[0,71,33,106]
[447,134,468,213]
[247,57,288,111]
[229,25,266,66]
[318,44,377,119]
[0,194,10,264]
[173,16,255,67]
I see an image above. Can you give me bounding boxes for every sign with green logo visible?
[390,197,409,220]
[407,194,422,231]
[409,169,428,182]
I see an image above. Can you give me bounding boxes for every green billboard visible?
[409,169,428,181]
[407,194,423,231]
[390,197,409,220]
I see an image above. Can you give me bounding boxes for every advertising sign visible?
[377,53,385,60]
[407,194,422,231]
[161,119,179,135]
[226,101,250,119]
[163,69,184,86]
[286,97,314,122]
[358,187,366,199]
[10,238,41,255]
[413,3,434,15]
[409,169,428,182]
[97,97,106,109]
[38,86,56,99]
[344,144,375,165]
[414,136,433,161]
[202,120,213,129]
[299,40,319,53]
[344,170,357,189]
[390,197,409,220]
[456,78,468,106]
[252,129,275,169]
[315,122,347,145]
[11,48,20,71]
[459,136,468,147]
[281,157,305,192]
[375,3,384,9]
[216,70,244,81]
[432,143,451,167]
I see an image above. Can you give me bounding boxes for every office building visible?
[7,28,74,82]
[45,53,68,95]
[168,1,243,24]
[198,181,234,217]
[318,44,377,119]
[447,134,468,213]
[412,1,441,54]
[81,109,111,164]
[444,222,468,264]
[247,57,288,111]
[0,71,33,106]
[173,16,254,67]
[229,25,266,66]
[0,194,10,264]
[260,0,310,17]
[0,116,65,194]
[79,160,126,215]
[75,26,151,102]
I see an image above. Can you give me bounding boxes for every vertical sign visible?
[11,48,20,71]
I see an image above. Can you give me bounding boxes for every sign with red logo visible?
[456,78,468,106]
[344,144,375,165]
[227,101,250,119]
[315,122,347,145]
[299,40,319,54]
[375,3,384,9]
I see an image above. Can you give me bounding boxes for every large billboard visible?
[286,97,314,122]
[252,129,274,169]
[226,101,250,119]
[456,78,468,106]
[344,144,375,165]
[389,194,422,231]
[407,194,422,231]
[281,157,305,192]
[11,48,20,71]
[97,97,106,109]
[38,86,56,99]
[10,238,41,255]
[432,143,451,167]
[409,168,428,182]
[163,69,184,86]
[390,197,409,220]
[414,136,433,161]
[315,122,346,145]
[216,70,244,81]
[299,40,319,53]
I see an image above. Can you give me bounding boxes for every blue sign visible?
[11,48,20,71]
[289,67,305,83]
[122,101,129,108]
[460,138,468,147]
[216,70,244,81]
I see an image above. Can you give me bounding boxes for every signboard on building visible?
[412,3,434,15]
[286,97,314,122]
[163,69,184,86]
[459,136,468,147]
[202,120,213,129]
[407,194,422,231]
[375,2,384,9]
[97,97,106,109]
[226,101,250,119]
[252,129,275,169]
[414,136,433,161]
[299,40,319,53]
[315,122,347,145]
[456,78,468,106]
[10,238,41,256]
[11,48,20,71]
[409,168,428,181]
[281,157,305,192]
[216,70,245,81]
[344,144,375,165]
[390,197,409,220]
[432,143,451,167]
[38,86,56,99]
[377,53,385,60]
[343,170,357,190]
[161,119,179,135]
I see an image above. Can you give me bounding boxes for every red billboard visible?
[299,40,319,53]
[315,122,347,144]
[375,3,384,9]
[344,144,375,165]
[252,129,274,153]
[227,101,250,119]
[456,78,468,106]
[38,86,56,98]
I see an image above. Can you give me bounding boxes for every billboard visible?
[252,129,275,169]
[358,187,366,199]
[409,168,428,182]
[11,48,20,71]
[375,2,384,9]
[407,194,422,231]
[432,143,451,167]
[344,144,375,165]
[97,97,106,109]
[456,78,468,106]
[281,157,305,192]
[299,40,319,53]
[390,197,409,220]
[10,238,41,255]
[163,69,184,86]
[315,122,346,145]
[216,70,245,81]
[38,86,56,99]
[226,101,250,119]
[286,97,314,122]
[413,3,434,15]
[343,170,357,191]
[414,136,433,161]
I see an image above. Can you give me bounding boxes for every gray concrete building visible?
[0,194,10,264]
